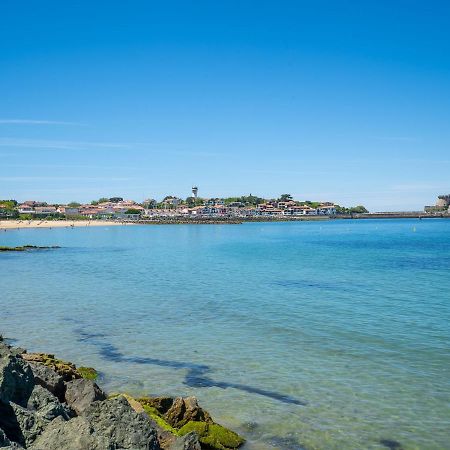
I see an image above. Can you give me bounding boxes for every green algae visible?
[141,404,180,435]
[23,353,80,381]
[105,394,244,449]
[179,421,245,450]
[77,366,98,380]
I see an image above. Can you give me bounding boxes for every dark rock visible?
[0,348,34,407]
[64,378,106,415]
[33,397,160,449]
[30,416,104,450]
[169,432,201,450]
[27,363,65,402]
[0,402,47,447]
[0,428,11,446]
[0,425,24,449]
[0,342,25,358]
[82,396,160,449]
[27,385,71,421]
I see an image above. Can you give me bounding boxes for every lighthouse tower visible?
[192,186,198,199]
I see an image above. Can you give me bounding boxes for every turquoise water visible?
[1,219,449,450]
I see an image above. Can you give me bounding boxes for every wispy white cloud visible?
[0,137,222,157]
[0,119,83,126]
[0,138,132,150]
[0,176,131,182]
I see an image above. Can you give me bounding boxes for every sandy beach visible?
[0,220,134,230]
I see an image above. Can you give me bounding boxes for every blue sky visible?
[1,1,449,211]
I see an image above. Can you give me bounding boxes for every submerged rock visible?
[64,378,106,415]
[0,246,60,252]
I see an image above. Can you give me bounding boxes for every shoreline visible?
[1,214,450,230]
[0,220,136,230]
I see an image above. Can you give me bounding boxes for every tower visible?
[192,186,198,199]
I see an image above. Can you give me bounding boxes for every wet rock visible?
[178,422,245,450]
[64,378,106,415]
[27,363,65,402]
[0,348,34,407]
[169,432,201,450]
[27,385,71,421]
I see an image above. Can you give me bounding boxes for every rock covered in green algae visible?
[22,353,97,383]
[136,396,245,450]
[138,396,213,428]
[76,366,98,380]
[178,422,244,450]
[22,353,80,381]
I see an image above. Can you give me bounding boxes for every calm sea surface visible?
[1,219,449,450]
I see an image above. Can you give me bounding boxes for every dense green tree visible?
[278,194,293,202]
[0,200,18,209]
[335,205,369,214]
[68,202,81,207]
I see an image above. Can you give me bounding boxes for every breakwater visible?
[0,336,245,450]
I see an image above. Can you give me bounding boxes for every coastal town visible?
[1,189,449,223]
[0,187,368,221]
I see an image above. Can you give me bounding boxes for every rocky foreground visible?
[0,336,245,450]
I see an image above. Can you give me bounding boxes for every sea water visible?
[1,219,449,450]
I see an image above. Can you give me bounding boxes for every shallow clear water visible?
[1,219,449,450]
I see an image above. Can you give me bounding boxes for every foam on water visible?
[1,219,449,449]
